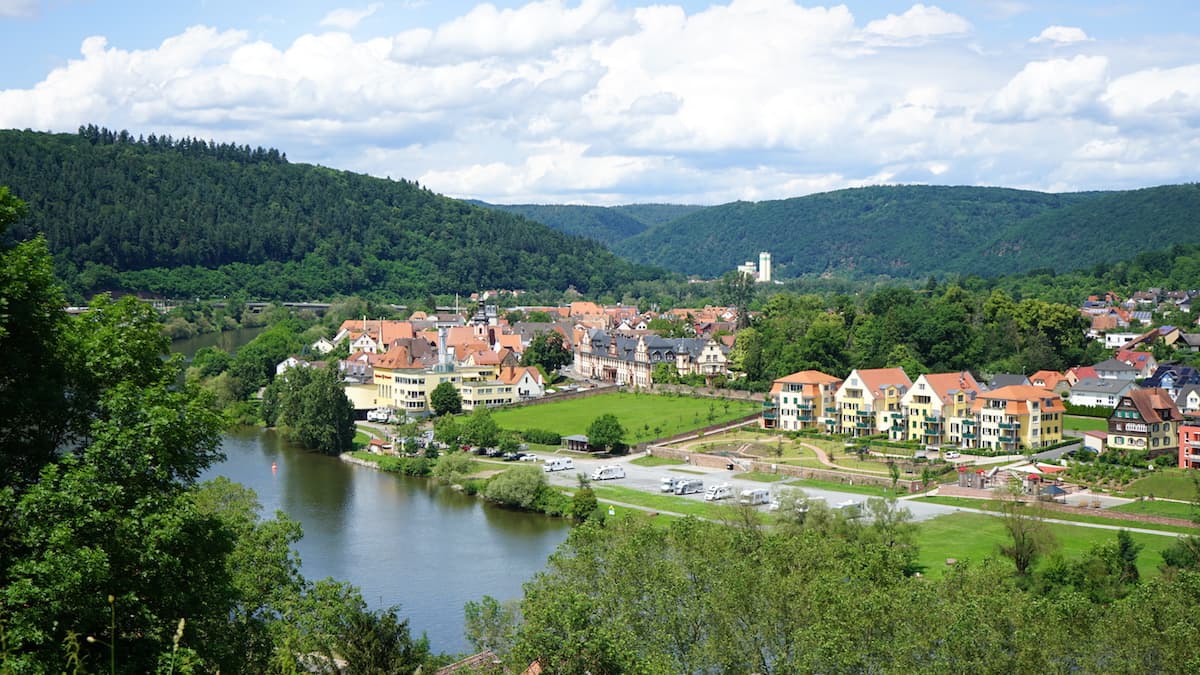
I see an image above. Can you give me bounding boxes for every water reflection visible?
[203,427,570,654]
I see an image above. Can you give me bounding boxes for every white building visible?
[758,251,772,283]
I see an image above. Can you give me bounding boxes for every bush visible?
[1064,402,1113,418]
[523,428,562,445]
[533,486,571,517]
[434,453,477,485]
[484,466,547,509]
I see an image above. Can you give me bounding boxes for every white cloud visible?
[319,3,383,30]
[863,4,971,44]
[1102,63,1200,124]
[0,1,1197,203]
[0,0,36,17]
[985,55,1109,121]
[1030,25,1091,45]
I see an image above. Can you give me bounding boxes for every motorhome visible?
[705,483,734,501]
[366,408,394,423]
[591,465,625,481]
[661,476,683,493]
[674,479,704,495]
[738,488,771,506]
[543,457,575,473]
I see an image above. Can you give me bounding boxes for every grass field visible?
[1064,415,1108,432]
[917,496,1199,534]
[590,485,750,520]
[784,478,904,498]
[1111,499,1197,520]
[1126,470,1199,501]
[914,512,1176,579]
[631,455,686,467]
[491,393,759,445]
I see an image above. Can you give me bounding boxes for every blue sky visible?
[2,1,1199,204]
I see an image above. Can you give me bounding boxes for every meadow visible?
[491,392,760,445]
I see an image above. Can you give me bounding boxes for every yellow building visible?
[373,342,509,416]
[836,368,912,437]
[762,370,843,432]
[898,371,982,447]
[971,385,1065,452]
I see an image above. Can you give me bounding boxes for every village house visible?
[835,368,911,438]
[897,371,983,447]
[1114,350,1158,379]
[1092,358,1139,382]
[1068,378,1136,409]
[572,329,729,387]
[1029,370,1071,396]
[1180,419,1200,469]
[1175,385,1200,414]
[1108,388,1183,458]
[762,370,843,432]
[971,385,1065,452]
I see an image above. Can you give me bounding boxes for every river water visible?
[174,331,571,655]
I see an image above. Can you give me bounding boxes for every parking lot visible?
[532,450,960,522]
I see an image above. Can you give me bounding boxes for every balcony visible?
[762,411,777,420]
[855,421,871,429]
[797,414,815,422]
[962,419,977,426]
[1186,453,1200,463]
[825,406,838,414]
[999,422,1016,430]
[962,432,976,439]
[854,409,872,418]
[925,416,941,424]
[762,401,777,409]
[999,434,1016,443]
[891,423,905,431]
[797,401,815,410]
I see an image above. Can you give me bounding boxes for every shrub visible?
[523,428,562,445]
[484,466,547,509]
[434,453,477,485]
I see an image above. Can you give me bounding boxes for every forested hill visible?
[611,184,1200,279]
[469,201,703,246]
[0,128,662,300]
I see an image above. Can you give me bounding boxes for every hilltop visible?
[0,127,662,300]
[467,201,703,247]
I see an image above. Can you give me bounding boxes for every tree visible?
[997,486,1057,576]
[263,366,355,455]
[586,414,625,453]
[521,330,572,374]
[430,381,462,415]
[463,407,501,449]
[571,474,600,522]
[484,466,546,509]
[464,595,522,657]
[433,415,462,448]
[718,270,755,329]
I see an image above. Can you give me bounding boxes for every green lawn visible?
[784,478,906,498]
[1064,415,1108,432]
[740,471,787,483]
[1126,470,1199,501]
[590,485,745,520]
[917,496,1199,535]
[1111,499,1197,520]
[491,393,759,445]
[915,512,1176,579]
[631,455,686,467]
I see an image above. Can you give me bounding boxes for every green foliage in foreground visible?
[0,188,434,672]
[505,514,1200,673]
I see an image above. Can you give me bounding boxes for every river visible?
[176,329,571,655]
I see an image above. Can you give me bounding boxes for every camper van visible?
[590,465,625,481]
[738,488,771,506]
[674,479,704,495]
[705,483,734,501]
[661,476,683,493]
[543,457,575,473]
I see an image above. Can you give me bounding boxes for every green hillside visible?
[0,127,663,300]
[470,201,704,246]
[612,184,1200,279]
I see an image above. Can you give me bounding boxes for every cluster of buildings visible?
[761,368,1067,453]
[1081,288,1200,345]
[287,301,743,417]
[735,251,773,283]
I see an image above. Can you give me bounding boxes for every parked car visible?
[518,452,539,461]
[543,458,575,472]
[591,465,626,481]
[705,483,734,501]
[944,451,961,460]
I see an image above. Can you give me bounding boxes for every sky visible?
[1,1,1199,205]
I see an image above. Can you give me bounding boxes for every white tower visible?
[758,251,772,283]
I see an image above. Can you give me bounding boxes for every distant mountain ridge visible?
[468,201,703,246]
[608,184,1200,279]
[0,128,662,300]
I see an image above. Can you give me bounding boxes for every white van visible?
[543,457,575,473]
[661,476,682,493]
[674,479,704,495]
[591,465,625,481]
[705,483,734,501]
[739,488,771,506]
